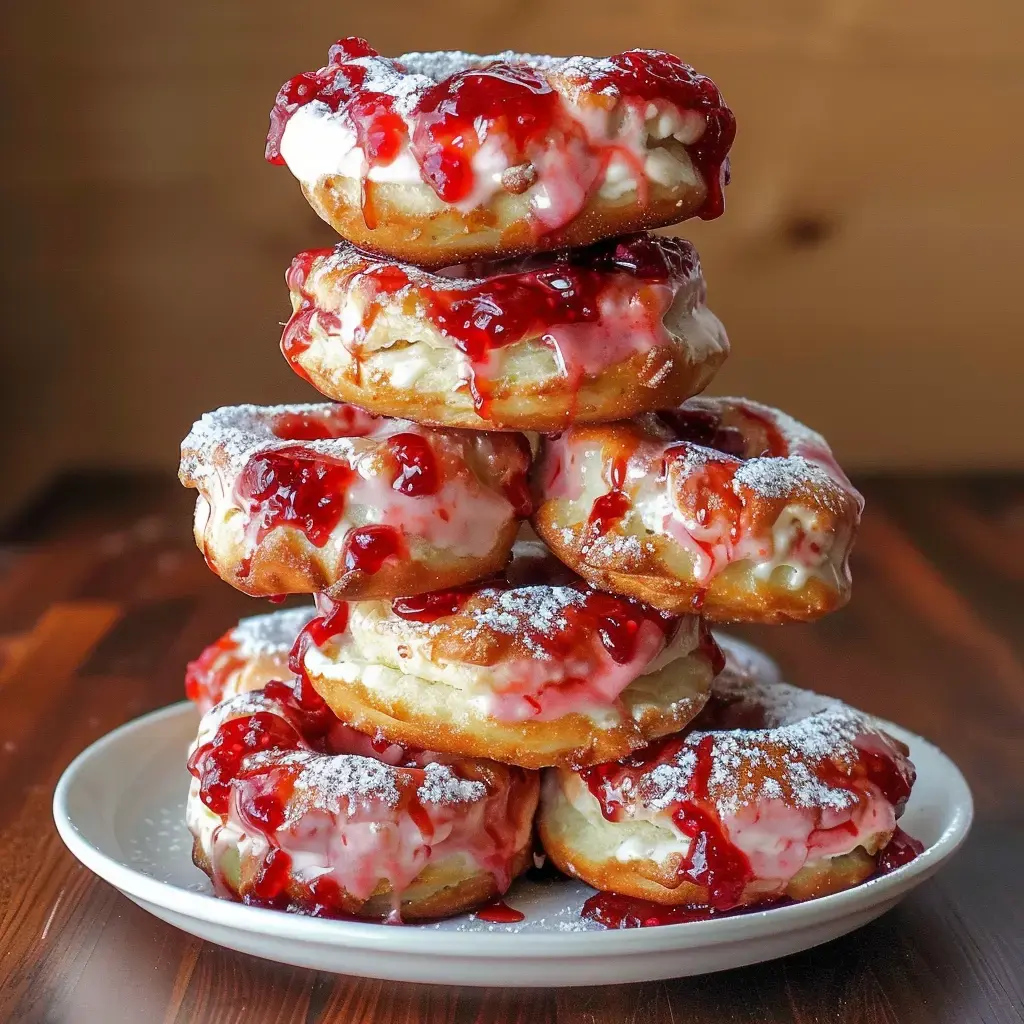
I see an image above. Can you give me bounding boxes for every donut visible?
[184,606,314,714]
[266,38,735,266]
[282,234,728,431]
[178,402,531,599]
[186,677,538,920]
[538,634,917,911]
[298,543,721,769]
[532,396,863,622]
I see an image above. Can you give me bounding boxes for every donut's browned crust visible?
[191,804,536,920]
[538,525,846,623]
[302,175,709,269]
[537,800,879,907]
[306,651,715,771]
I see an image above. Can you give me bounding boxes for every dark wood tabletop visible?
[0,472,1020,1024]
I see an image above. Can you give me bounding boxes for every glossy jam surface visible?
[385,432,440,497]
[392,587,474,623]
[236,447,356,550]
[342,524,405,574]
[413,61,561,204]
[268,39,734,221]
[583,734,752,910]
[877,826,924,874]
[581,892,751,928]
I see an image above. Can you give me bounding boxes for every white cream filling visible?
[303,611,701,726]
[198,442,513,575]
[303,273,723,396]
[280,92,704,214]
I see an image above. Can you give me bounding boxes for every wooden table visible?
[1,473,1021,1023]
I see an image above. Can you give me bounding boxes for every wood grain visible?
[2,1,1024,517]
[0,472,1021,1023]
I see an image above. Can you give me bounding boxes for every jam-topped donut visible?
[539,635,918,911]
[185,606,314,714]
[267,38,735,266]
[532,396,863,622]
[179,402,531,599]
[283,234,728,431]
[186,677,538,920]
[298,542,721,769]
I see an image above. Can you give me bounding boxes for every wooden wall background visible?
[1,0,1021,516]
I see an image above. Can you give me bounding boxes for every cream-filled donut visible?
[533,397,863,622]
[298,543,721,768]
[266,39,735,266]
[282,234,728,431]
[179,402,531,599]
[538,638,918,911]
[184,606,314,714]
[186,678,538,920]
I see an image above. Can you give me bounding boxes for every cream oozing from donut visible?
[185,606,315,713]
[303,592,700,725]
[187,683,534,914]
[283,236,727,413]
[550,660,915,908]
[269,41,735,231]
[540,398,861,592]
[179,403,529,590]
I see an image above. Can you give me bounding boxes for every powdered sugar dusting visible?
[245,749,404,820]
[446,584,588,658]
[629,671,907,820]
[232,606,316,658]
[399,49,564,83]
[179,402,406,486]
[417,762,486,805]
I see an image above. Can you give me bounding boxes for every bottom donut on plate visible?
[186,677,538,921]
[538,635,917,911]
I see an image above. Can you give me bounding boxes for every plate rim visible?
[53,700,974,959]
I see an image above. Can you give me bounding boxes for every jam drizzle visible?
[282,234,692,419]
[267,40,735,224]
[579,705,915,913]
[391,572,677,669]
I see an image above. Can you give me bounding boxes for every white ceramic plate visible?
[53,701,972,987]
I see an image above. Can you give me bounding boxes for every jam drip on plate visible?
[267,39,735,223]
[473,899,526,924]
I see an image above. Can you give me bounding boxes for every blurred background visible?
[1,0,1021,520]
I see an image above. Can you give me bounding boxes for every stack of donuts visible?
[177,37,922,926]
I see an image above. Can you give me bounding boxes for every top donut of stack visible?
[267,38,735,267]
